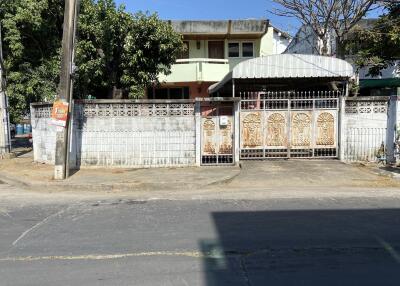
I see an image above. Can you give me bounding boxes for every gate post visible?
[234,100,240,165]
[386,95,398,164]
[195,100,201,166]
[339,84,348,161]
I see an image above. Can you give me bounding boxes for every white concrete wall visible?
[72,117,196,168]
[30,104,56,164]
[32,102,197,169]
[272,30,291,54]
[32,99,396,166]
[284,25,318,55]
[343,98,388,162]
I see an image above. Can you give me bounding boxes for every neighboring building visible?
[284,20,400,97]
[285,19,376,57]
[147,20,291,99]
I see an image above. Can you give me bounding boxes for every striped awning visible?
[209,54,354,94]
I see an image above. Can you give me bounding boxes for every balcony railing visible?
[175,58,229,64]
[159,58,230,83]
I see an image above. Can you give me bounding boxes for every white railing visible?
[159,58,230,82]
[175,58,229,64]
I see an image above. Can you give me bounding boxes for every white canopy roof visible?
[209,54,354,94]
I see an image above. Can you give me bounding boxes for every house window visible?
[148,87,190,99]
[242,42,254,57]
[228,42,240,58]
[208,41,225,59]
[169,88,188,99]
[154,88,169,99]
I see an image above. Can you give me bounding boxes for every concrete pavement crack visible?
[11,203,80,246]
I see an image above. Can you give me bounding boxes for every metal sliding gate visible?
[239,91,340,159]
[201,102,235,165]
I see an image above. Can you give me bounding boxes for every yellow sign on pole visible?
[51,101,69,127]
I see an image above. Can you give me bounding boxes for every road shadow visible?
[68,104,86,174]
[200,209,400,286]
[11,137,33,158]
[12,137,32,149]
[381,166,400,174]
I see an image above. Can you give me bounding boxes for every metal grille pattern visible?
[241,91,340,110]
[31,104,53,119]
[345,128,387,162]
[201,104,235,166]
[240,91,340,159]
[345,101,387,114]
[77,103,195,118]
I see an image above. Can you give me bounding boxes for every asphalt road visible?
[1,184,400,286]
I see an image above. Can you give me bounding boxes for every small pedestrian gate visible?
[239,91,340,159]
[201,102,235,165]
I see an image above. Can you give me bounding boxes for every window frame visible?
[149,87,190,100]
[241,42,255,58]
[228,42,240,58]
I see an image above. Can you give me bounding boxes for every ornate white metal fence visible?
[31,96,395,167]
[200,103,235,166]
[239,90,340,159]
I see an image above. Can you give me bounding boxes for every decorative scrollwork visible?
[266,113,286,146]
[317,112,335,146]
[203,119,216,154]
[345,101,387,114]
[219,119,232,154]
[31,105,52,119]
[80,103,195,118]
[292,113,311,146]
[242,113,262,148]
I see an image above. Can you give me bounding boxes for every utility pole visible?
[0,23,11,155]
[54,0,79,180]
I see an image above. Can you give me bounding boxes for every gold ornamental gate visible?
[201,102,235,165]
[240,91,340,159]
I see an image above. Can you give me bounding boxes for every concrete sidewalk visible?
[0,155,399,195]
[227,160,400,189]
[0,156,241,192]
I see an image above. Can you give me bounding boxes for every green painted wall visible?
[260,26,274,56]
[161,27,278,83]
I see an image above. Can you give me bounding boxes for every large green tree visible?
[1,0,184,121]
[0,0,64,122]
[76,0,183,99]
[349,3,400,76]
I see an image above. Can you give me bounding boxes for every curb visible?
[0,172,31,188]
[0,167,242,194]
[368,167,400,180]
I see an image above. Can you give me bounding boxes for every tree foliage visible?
[0,0,64,122]
[76,1,183,99]
[272,0,376,57]
[0,0,184,122]
[348,3,400,76]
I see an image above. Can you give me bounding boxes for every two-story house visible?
[146,20,291,99]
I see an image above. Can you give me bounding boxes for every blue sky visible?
[115,0,384,35]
